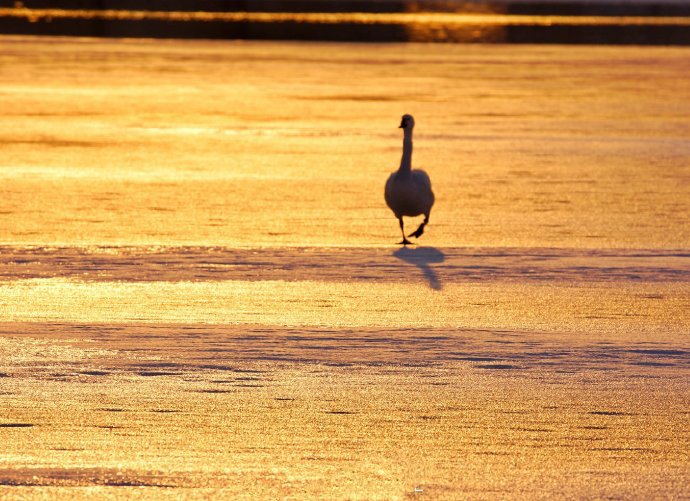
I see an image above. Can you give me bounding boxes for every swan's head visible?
[399,114,415,130]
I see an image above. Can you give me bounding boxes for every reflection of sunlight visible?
[142,126,210,135]
[136,126,340,138]
[0,164,297,181]
[3,277,685,335]
[404,21,505,43]
[0,278,455,326]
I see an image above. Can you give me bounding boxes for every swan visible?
[384,114,435,245]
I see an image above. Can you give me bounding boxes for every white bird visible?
[384,114,435,245]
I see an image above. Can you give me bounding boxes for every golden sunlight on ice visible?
[1,37,689,248]
[0,278,688,337]
[0,37,688,499]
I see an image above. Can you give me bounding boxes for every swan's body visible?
[384,114,435,245]
[385,170,434,218]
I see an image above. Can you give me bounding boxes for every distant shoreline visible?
[2,4,690,44]
[12,0,690,14]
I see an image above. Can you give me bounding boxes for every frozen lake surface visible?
[0,36,688,498]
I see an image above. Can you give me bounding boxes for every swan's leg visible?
[408,213,430,239]
[398,217,412,245]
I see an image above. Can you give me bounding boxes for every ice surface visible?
[0,36,688,499]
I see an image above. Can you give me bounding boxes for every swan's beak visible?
[398,120,405,128]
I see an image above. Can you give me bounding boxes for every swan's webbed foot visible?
[408,223,426,239]
[398,238,414,246]
[408,214,430,239]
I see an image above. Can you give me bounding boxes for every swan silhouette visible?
[384,114,435,245]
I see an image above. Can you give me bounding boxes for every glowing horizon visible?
[3,7,690,27]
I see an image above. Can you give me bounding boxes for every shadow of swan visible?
[393,246,446,290]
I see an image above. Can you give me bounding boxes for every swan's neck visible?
[399,128,413,175]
